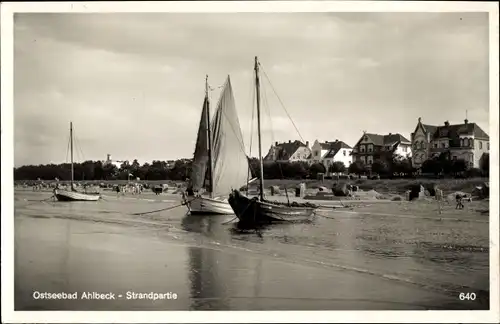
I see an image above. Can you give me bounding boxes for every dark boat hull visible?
[228,190,315,224]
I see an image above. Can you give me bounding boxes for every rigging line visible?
[71,127,81,163]
[77,136,86,163]
[261,79,290,203]
[259,63,306,144]
[247,69,256,186]
[130,197,199,216]
[65,133,71,164]
[73,130,84,162]
[73,132,81,163]
[73,128,86,163]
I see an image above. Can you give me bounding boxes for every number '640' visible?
[459,292,477,301]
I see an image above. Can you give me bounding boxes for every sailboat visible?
[228,57,317,224]
[54,122,101,202]
[185,75,251,214]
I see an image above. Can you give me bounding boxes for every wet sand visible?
[14,190,489,310]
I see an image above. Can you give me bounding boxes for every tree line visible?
[14,152,488,182]
[14,159,191,182]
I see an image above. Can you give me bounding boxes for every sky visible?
[13,12,490,167]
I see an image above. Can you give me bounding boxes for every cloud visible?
[12,12,490,166]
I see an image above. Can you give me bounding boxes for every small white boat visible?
[54,188,101,201]
[188,195,233,215]
[184,75,250,215]
[54,122,102,202]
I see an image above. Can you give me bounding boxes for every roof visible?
[319,140,352,151]
[323,141,352,159]
[432,122,489,140]
[264,140,308,161]
[422,124,438,135]
[360,133,410,146]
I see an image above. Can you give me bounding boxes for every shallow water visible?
[13,190,489,310]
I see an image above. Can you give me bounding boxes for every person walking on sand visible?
[455,193,464,209]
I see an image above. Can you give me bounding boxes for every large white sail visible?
[210,76,250,197]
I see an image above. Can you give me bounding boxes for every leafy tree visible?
[480,153,489,175]
[102,163,118,180]
[81,160,95,180]
[329,161,346,174]
[309,163,326,179]
[451,159,468,175]
[120,160,131,172]
[348,160,366,175]
[393,157,414,177]
[371,159,389,176]
[421,158,441,175]
[248,157,261,179]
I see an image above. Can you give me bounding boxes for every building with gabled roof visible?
[310,139,353,172]
[264,140,311,163]
[411,117,489,168]
[351,131,412,168]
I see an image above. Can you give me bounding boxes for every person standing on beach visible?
[455,193,464,209]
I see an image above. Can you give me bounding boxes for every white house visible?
[264,140,311,162]
[310,139,353,172]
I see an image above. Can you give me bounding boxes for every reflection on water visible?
[182,215,229,310]
[183,214,271,310]
[188,246,228,310]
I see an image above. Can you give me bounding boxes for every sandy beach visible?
[14,190,489,310]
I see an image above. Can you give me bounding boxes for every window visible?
[441,143,446,148]
[487,142,490,150]
[360,145,365,153]
[368,144,373,152]
[463,138,469,147]
[479,141,483,149]
[421,141,426,149]
[315,151,319,157]
[403,146,407,152]
[343,150,346,156]
[434,143,438,148]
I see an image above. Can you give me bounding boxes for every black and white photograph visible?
[1,1,499,323]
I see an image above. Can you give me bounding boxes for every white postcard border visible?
[1,1,498,323]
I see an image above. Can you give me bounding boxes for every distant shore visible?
[15,177,489,195]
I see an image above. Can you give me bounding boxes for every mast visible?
[70,121,74,190]
[254,56,265,201]
[205,75,214,198]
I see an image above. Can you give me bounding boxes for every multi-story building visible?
[310,139,352,171]
[264,140,311,162]
[351,132,412,168]
[411,117,489,168]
